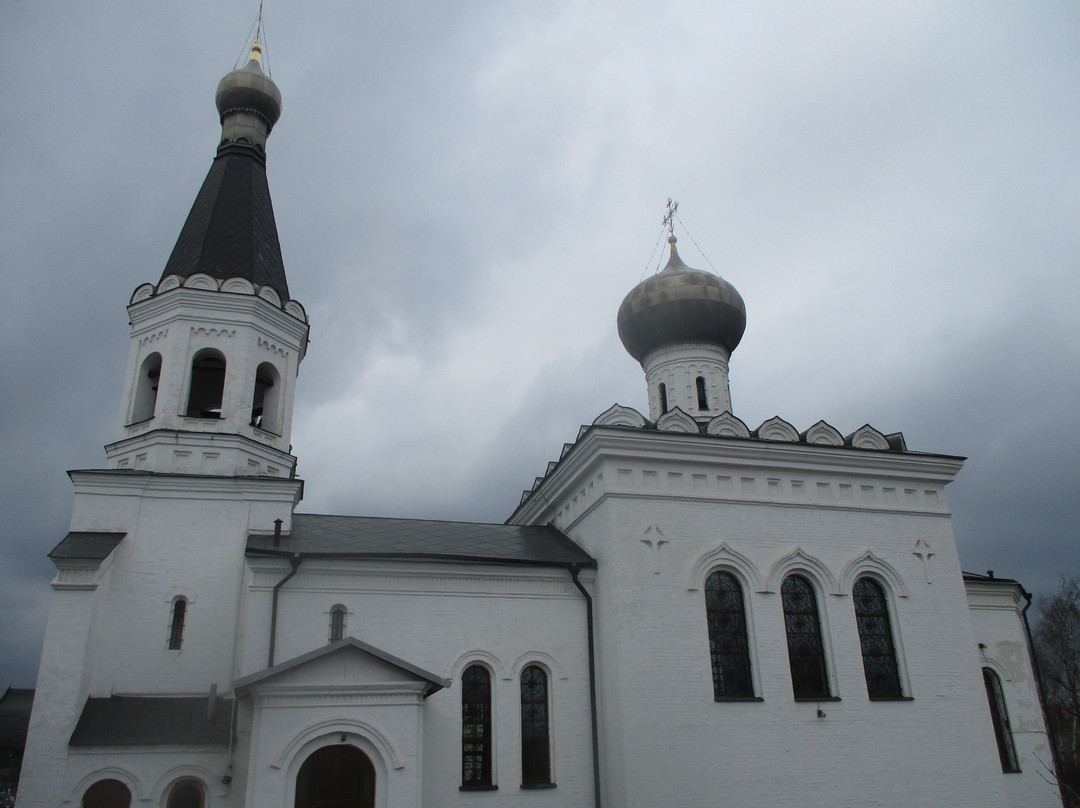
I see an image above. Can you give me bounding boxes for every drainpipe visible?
[1019,588,1068,808]
[569,564,601,808]
[268,555,300,667]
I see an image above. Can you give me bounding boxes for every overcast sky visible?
[2,2,1078,688]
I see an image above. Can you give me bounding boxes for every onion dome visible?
[617,236,746,363]
[215,43,281,135]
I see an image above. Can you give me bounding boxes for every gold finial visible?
[251,42,263,62]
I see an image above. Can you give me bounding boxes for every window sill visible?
[869,695,914,702]
[521,783,556,790]
[124,417,155,428]
[714,696,764,702]
[459,784,498,792]
[794,696,841,702]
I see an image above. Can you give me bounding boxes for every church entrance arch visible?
[294,744,375,808]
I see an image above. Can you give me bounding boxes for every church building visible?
[16,43,1063,808]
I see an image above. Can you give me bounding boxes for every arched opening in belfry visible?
[186,349,226,418]
[251,361,281,432]
[696,376,708,410]
[295,744,375,808]
[658,383,668,414]
[131,352,162,423]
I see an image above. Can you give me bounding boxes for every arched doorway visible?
[295,744,375,808]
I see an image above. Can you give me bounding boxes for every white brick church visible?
[16,43,1063,808]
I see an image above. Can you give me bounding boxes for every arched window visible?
[251,361,282,432]
[983,667,1020,772]
[658,383,668,414]
[186,349,226,418]
[168,598,187,650]
[131,352,161,423]
[520,665,551,786]
[852,578,902,698]
[461,664,493,788]
[166,781,204,808]
[82,779,131,808]
[705,570,753,698]
[329,605,346,643]
[781,575,830,699]
[295,745,375,808]
[696,376,708,410]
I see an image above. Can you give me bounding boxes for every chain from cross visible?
[662,198,679,236]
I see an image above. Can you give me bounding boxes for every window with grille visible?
[462,664,493,788]
[983,667,1020,772]
[520,665,552,786]
[705,570,753,698]
[852,578,902,698]
[781,575,830,699]
[329,605,346,643]
[168,598,187,651]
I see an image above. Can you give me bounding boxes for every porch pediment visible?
[234,637,450,698]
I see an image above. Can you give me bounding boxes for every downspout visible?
[569,564,601,808]
[268,555,300,668]
[1019,588,1068,808]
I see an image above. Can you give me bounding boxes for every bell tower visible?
[106,44,309,477]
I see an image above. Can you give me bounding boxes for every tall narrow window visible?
[696,376,708,410]
[131,352,162,423]
[82,779,131,808]
[853,578,902,698]
[520,665,551,786]
[705,571,754,698]
[186,349,226,418]
[658,383,668,414]
[781,575,830,699]
[461,664,493,788]
[168,598,187,650]
[329,605,346,642]
[251,362,281,432]
[983,667,1020,772]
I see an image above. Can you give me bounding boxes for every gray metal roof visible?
[161,147,290,300]
[48,532,125,560]
[69,696,231,747]
[234,637,451,696]
[247,513,594,567]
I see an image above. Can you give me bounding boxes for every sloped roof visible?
[234,636,451,696]
[161,145,289,300]
[247,513,594,567]
[48,531,125,560]
[69,695,230,747]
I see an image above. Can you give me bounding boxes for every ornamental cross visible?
[912,538,935,584]
[662,198,679,236]
[641,524,669,575]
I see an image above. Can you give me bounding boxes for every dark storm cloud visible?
[2,1,1078,687]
